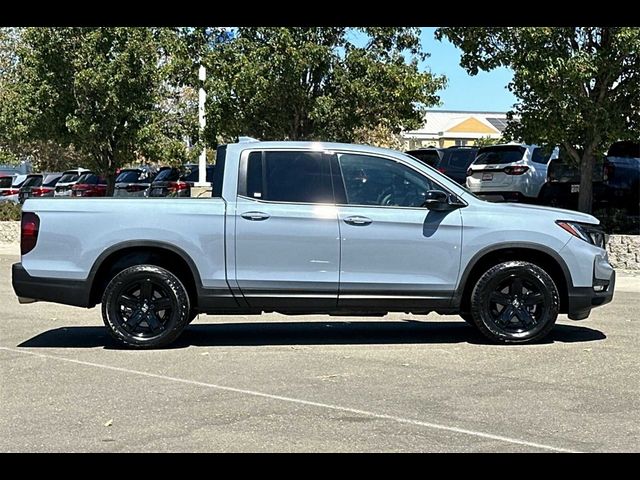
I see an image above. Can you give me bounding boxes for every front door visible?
[333,152,463,309]
[235,150,340,310]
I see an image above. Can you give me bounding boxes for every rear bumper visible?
[566,270,615,320]
[12,263,93,308]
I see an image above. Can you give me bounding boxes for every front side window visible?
[242,150,333,204]
[338,153,445,207]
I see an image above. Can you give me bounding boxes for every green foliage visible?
[9,28,193,193]
[594,208,640,235]
[0,202,21,221]
[437,27,640,213]
[206,27,445,142]
[473,136,501,147]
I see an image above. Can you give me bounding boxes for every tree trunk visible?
[105,172,116,197]
[578,151,595,214]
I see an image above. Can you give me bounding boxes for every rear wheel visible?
[101,264,190,349]
[470,261,559,344]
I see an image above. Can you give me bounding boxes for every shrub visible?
[0,202,22,221]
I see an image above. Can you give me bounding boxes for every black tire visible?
[101,264,191,349]
[470,261,559,344]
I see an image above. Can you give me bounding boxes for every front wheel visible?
[470,261,559,344]
[101,264,191,349]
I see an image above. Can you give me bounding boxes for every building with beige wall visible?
[402,110,508,149]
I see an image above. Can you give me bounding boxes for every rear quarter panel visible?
[20,198,227,290]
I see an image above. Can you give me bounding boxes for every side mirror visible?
[422,190,451,211]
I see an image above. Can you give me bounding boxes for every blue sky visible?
[420,28,516,112]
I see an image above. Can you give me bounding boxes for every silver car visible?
[54,168,92,197]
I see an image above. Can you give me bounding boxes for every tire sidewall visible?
[471,261,559,344]
[101,265,190,348]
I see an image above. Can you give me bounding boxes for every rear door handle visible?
[241,211,270,221]
[344,216,372,226]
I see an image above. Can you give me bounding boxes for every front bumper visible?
[566,269,615,320]
[12,263,93,308]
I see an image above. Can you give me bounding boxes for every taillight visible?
[603,164,614,181]
[168,181,189,192]
[504,165,530,175]
[1,188,19,196]
[21,212,40,256]
[31,188,49,196]
[437,167,447,173]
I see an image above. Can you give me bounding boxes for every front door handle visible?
[344,215,372,226]
[241,211,270,221]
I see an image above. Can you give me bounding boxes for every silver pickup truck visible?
[12,140,615,348]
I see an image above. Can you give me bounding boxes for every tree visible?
[437,27,640,213]
[14,28,168,194]
[205,27,445,144]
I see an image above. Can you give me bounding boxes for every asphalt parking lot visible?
[1,252,639,452]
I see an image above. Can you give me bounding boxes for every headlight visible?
[556,221,607,248]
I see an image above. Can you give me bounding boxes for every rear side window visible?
[242,150,333,204]
[0,177,13,188]
[474,146,526,165]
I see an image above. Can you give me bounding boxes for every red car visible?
[71,173,108,197]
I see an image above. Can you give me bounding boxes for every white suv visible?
[466,144,558,202]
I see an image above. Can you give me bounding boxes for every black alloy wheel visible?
[102,265,190,348]
[470,261,559,344]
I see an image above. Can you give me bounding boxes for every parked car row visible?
[405,141,640,212]
[0,164,216,204]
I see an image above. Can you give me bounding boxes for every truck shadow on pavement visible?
[18,320,606,349]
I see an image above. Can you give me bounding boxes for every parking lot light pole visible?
[195,64,209,189]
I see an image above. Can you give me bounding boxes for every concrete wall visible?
[0,220,638,270]
[607,235,640,270]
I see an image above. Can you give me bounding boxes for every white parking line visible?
[1,346,581,453]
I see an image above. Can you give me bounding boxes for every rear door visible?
[234,150,340,309]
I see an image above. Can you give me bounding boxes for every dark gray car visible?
[114,167,157,197]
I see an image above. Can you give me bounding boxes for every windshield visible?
[58,173,80,183]
[441,149,478,168]
[474,146,526,165]
[43,174,62,187]
[116,170,143,183]
[153,168,180,182]
[22,176,43,188]
[76,173,104,185]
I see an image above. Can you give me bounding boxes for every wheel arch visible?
[88,241,202,307]
[455,243,572,314]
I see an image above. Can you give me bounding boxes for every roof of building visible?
[403,110,509,138]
